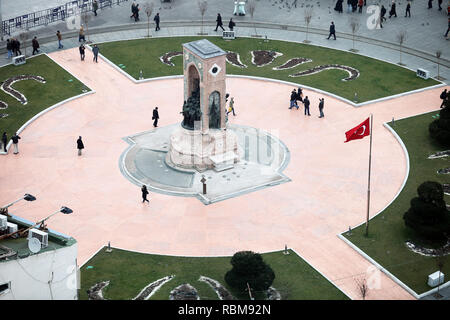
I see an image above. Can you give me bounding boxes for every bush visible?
[225,251,275,293]
[429,98,450,147]
[403,181,450,241]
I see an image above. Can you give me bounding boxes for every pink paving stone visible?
[0,48,448,300]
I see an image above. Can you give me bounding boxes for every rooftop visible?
[183,39,227,60]
[0,214,76,263]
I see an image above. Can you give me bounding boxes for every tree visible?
[355,277,368,300]
[304,8,313,43]
[82,12,92,43]
[349,18,360,52]
[435,50,443,80]
[144,2,154,38]
[396,29,407,65]
[248,0,258,37]
[19,32,29,56]
[197,0,208,35]
[225,251,275,293]
[403,181,450,241]
[429,98,450,147]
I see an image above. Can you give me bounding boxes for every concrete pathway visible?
[0,47,448,299]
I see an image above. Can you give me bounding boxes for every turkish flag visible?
[345,117,370,143]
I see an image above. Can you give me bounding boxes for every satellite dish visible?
[28,237,41,254]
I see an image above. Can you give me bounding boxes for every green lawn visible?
[79,248,349,300]
[96,36,438,102]
[0,54,89,139]
[344,111,450,294]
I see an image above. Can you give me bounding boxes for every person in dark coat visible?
[318,98,325,118]
[296,87,303,103]
[141,185,149,203]
[380,5,387,28]
[327,22,336,40]
[389,1,397,18]
[32,37,40,55]
[92,45,99,63]
[214,13,224,31]
[1,132,7,153]
[303,96,311,116]
[289,89,298,109]
[131,2,136,18]
[334,0,343,13]
[13,39,22,56]
[77,136,84,156]
[152,107,159,127]
[154,13,160,31]
[228,18,236,31]
[445,18,450,38]
[93,0,98,16]
[11,133,20,154]
[79,44,85,61]
[6,39,13,59]
[438,0,443,11]
[428,0,433,9]
[405,1,411,17]
[134,4,140,22]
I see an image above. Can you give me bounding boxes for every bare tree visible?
[396,30,407,65]
[19,32,29,56]
[355,277,369,300]
[198,0,208,35]
[144,2,155,38]
[434,248,445,299]
[248,0,258,37]
[349,18,360,51]
[304,8,313,43]
[435,50,443,80]
[82,12,92,43]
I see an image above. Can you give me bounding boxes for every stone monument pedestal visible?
[167,125,240,172]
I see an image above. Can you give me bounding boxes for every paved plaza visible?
[0,0,449,300]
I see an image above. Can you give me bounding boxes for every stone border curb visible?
[337,119,449,299]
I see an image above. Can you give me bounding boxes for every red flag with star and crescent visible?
[344,117,370,143]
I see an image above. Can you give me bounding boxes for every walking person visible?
[56,30,63,49]
[79,26,85,42]
[214,13,225,31]
[327,22,336,40]
[134,4,140,22]
[13,39,22,56]
[228,18,236,31]
[358,0,363,13]
[131,2,136,19]
[347,0,352,13]
[296,87,303,104]
[303,96,311,116]
[92,45,99,63]
[141,185,150,203]
[93,0,99,16]
[428,0,433,9]
[438,0,443,11]
[6,39,13,59]
[380,5,387,28]
[152,107,159,127]
[77,136,84,156]
[318,98,325,118]
[154,13,160,31]
[440,89,448,108]
[11,133,20,154]
[389,1,397,18]
[334,0,343,13]
[79,43,85,61]
[405,1,411,17]
[445,18,450,38]
[227,97,236,116]
[32,37,40,55]
[1,132,7,153]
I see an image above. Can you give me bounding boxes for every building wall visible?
[0,243,78,300]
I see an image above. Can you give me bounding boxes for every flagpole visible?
[365,114,373,236]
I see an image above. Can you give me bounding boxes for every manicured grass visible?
[96,36,438,102]
[0,54,89,140]
[344,111,450,294]
[79,248,349,300]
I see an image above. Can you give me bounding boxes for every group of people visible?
[6,38,22,59]
[334,0,366,13]
[130,2,160,31]
[1,132,21,154]
[289,88,325,118]
[214,13,236,32]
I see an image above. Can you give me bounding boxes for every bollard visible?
[391,117,395,126]
[139,70,143,80]
[354,92,358,103]
[106,241,112,253]
[283,244,290,255]
[348,226,352,235]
